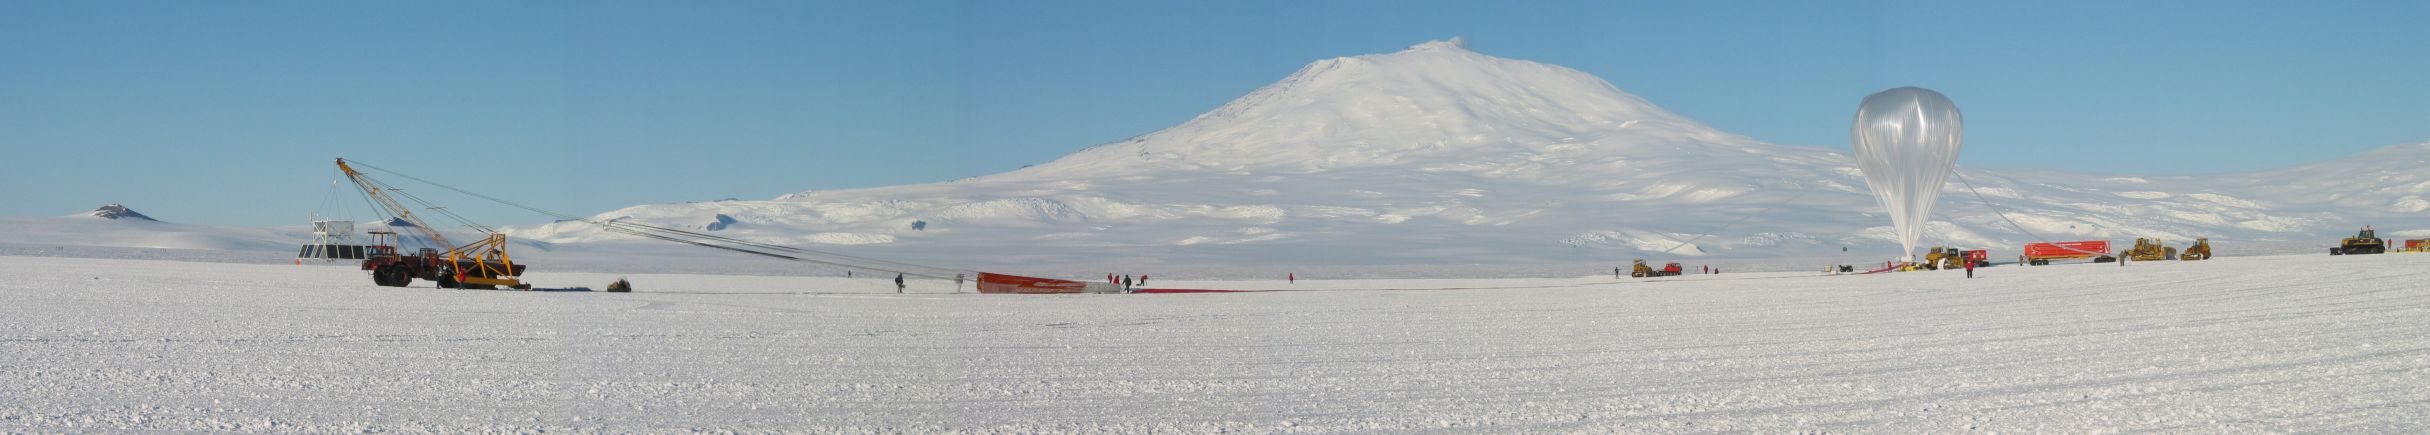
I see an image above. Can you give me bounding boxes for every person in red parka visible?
[1964,257,1975,278]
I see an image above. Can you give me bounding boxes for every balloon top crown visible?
[1853,86,1963,145]
[1856,87,1961,118]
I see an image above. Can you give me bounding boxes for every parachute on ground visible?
[1852,87,1964,262]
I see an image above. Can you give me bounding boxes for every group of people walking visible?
[1108,274,1148,292]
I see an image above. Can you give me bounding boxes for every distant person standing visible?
[954,273,965,293]
[894,273,905,293]
[1963,258,1975,278]
[1289,273,1295,284]
[1122,275,1132,291]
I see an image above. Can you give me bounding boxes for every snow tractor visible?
[1631,259,1683,278]
[2331,226,2387,255]
[2122,238,2177,262]
[338,158,531,290]
[2179,238,2212,261]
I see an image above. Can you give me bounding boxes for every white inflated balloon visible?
[1852,87,1963,261]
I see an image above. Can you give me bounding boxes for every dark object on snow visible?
[606,278,632,293]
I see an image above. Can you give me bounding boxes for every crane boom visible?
[336,158,457,251]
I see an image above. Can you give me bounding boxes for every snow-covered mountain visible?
[85,204,157,221]
[498,39,2429,270]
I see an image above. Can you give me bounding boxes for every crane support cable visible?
[1952,166,2112,258]
[340,159,973,280]
[338,162,459,251]
[590,218,962,275]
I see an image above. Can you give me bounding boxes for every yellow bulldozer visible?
[2332,226,2388,255]
[2122,238,2177,262]
[2179,238,2212,261]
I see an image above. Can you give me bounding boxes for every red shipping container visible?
[2024,240,2110,261]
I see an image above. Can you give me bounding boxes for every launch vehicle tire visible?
[372,266,406,287]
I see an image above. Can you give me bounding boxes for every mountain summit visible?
[1020,38,1743,175]
[85,204,157,222]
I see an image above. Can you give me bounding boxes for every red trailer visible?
[2021,241,2115,266]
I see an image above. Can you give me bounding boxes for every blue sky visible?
[3,1,2425,226]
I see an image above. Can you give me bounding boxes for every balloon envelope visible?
[1852,87,1963,260]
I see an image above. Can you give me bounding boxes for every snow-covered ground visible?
[5,253,2426,432]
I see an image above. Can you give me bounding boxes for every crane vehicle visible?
[1960,249,1990,267]
[337,158,530,290]
[1921,247,1952,270]
[1921,247,1982,270]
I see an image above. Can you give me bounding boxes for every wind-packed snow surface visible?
[5,253,2426,432]
[487,39,2430,272]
